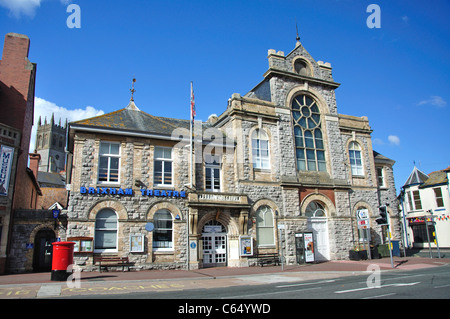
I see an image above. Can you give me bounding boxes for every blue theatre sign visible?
[79,186,186,198]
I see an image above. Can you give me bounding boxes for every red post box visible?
[51,241,75,281]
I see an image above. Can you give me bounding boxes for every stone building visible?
[66,39,400,271]
[35,113,67,173]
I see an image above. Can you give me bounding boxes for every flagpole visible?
[187,81,194,271]
[189,81,193,188]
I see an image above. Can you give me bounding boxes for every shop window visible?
[153,209,173,250]
[251,129,270,169]
[154,147,173,186]
[95,209,118,252]
[256,206,275,246]
[98,141,120,183]
[349,142,364,176]
[292,95,326,172]
[411,224,435,244]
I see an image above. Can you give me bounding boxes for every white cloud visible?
[30,97,104,152]
[372,138,384,146]
[417,96,447,108]
[0,0,71,18]
[0,0,42,17]
[388,135,400,146]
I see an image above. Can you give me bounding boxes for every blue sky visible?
[1,0,449,193]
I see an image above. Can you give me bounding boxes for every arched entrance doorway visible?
[305,201,330,261]
[33,229,56,272]
[201,220,227,267]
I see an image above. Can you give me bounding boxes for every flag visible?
[190,81,196,123]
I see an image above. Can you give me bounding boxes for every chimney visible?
[29,152,41,180]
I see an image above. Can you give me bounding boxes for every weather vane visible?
[130,77,136,101]
[295,19,300,42]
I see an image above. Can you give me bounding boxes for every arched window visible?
[305,201,326,217]
[349,141,363,176]
[153,209,173,250]
[294,59,311,76]
[292,95,326,172]
[95,209,118,251]
[251,129,270,169]
[256,206,275,246]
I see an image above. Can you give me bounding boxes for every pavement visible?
[1,254,449,299]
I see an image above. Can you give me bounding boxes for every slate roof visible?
[37,171,66,188]
[420,170,448,188]
[71,100,191,137]
[403,166,429,187]
[373,151,395,165]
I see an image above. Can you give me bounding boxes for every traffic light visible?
[376,206,388,225]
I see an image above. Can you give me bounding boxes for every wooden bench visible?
[253,253,280,267]
[93,256,133,272]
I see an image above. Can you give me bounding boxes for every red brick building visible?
[0,33,40,273]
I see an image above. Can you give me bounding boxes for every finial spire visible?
[130,77,136,101]
[295,19,301,47]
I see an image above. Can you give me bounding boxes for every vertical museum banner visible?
[0,145,14,196]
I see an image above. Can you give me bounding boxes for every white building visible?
[400,166,450,248]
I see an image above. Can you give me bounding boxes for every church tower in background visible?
[35,113,67,172]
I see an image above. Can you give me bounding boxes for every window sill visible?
[94,249,118,254]
[152,249,174,254]
[253,168,271,173]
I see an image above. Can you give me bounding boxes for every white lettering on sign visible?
[198,193,240,202]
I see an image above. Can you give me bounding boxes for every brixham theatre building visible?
[65,39,400,271]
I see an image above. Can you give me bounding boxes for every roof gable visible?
[71,100,190,136]
[404,166,429,187]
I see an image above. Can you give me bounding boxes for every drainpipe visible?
[399,187,410,249]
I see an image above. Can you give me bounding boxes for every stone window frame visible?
[94,208,118,253]
[255,205,275,247]
[251,199,279,248]
[153,146,174,187]
[376,166,386,188]
[300,193,336,218]
[97,141,121,185]
[147,201,183,254]
[291,57,314,77]
[88,200,127,254]
[204,154,222,192]
[348,141,364,176]
[152,209,174,251]
[290,94,327,172]
[250,127,271,171]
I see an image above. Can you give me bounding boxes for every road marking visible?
[335,282,420,294]
[37,285,61,297]
[362,293,396,299]
[222,287,322,299]
[434,283,450,289]
[276,279,337,288]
